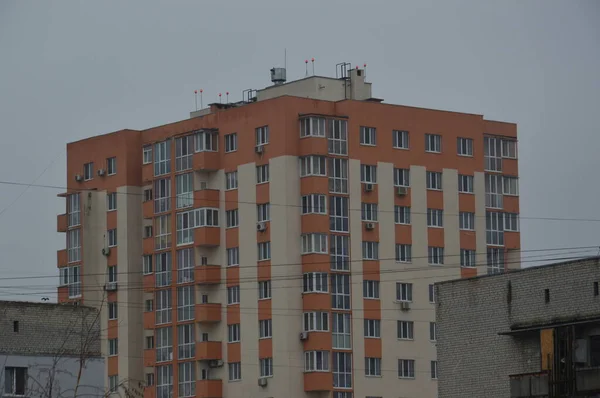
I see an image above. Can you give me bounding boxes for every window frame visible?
[425,134,442,153]
[457,137,474,157]
[393,130,409,150]
[360,126,377,146]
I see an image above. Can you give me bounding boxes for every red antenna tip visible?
[219,93,221,96]
[200,89,203,93]
[226,92,229,95]
[305,59,308,63]
[356,65,359,69]
[364,63,367,67]
[311,58,315,62]
[194,90,197,94]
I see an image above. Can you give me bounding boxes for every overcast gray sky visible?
[0,0,598,301]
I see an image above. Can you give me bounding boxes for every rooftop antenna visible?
[226,92,229,103]
[194,90,198,111]
[364,63,367,78]
[284,48,287,71]
[312,58,315,75]
[305,59,308,77]
[200,89,203,108]
[218,93,222,103]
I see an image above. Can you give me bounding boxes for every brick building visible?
[436,257,600,398]
[56,63,520,398]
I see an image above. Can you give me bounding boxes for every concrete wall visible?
[436,257,600,398]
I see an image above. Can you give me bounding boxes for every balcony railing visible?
[509,372,549,398]
[576,366,600,393]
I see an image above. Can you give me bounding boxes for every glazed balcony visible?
[194,227,220,247]
[194,189,220,208]
[143,348,155,367]
[193,151,220,172]
[195,266,221,285]
[143,311,155,329]
[57,214,68,233]
[57,249,68,268]
[298,137,328,157]
[143,200,153,219]
[142,163,153,184]
[196,380,222,398]
[196,341,222,361]
[196,303,222,323]
[303,372,333,392]
[509,372,548,397]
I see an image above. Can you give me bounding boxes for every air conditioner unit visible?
[255,145,264,154]
[299,332,309,341]
[97,169,106,177]
[400,301,411,311]
[257,222,267,232]
[365,222,375,230]
[208,360,224,368]
[258,378,268,387]
[101,247,111,256]
[105,282,118,291]
[75,174,83,182]
[364,183,373,192]
[397,186,408,196]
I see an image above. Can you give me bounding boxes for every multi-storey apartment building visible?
[56,64,520,398]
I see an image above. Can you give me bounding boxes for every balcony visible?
[509,372,549,397]
[196,380,222,398]
[195,266,221,285]
[576,367,600,393]
[143,274,155,292]
[143,200,153,219]
[193,151,220,172]
[194,227,220,247]
[143,237,154,255]
[143,348,155,367]
[57,214,67,233]
[194,189,220,207]
[196,303,222,323]
[142,164,153,184]
[143,311,155,329]
[196,341,222,361]
[303,372,333,392]
[298,137,328,157]
[57,249,67,268]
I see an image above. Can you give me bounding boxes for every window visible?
[429,284,436,303]
[225,133,237,153]
[178,361,195,397]
[299,155,326,177]
[303,312,329,332]
[360,164,377,184]
[328,119,348,155]
[459,212,475,230]
[259,358,273,378]
[428,246,444,265]
[394,168,410,187]
[502,139,517,158]
[227,286,240,305]
[301,194,326,214]
[258,280,271,299]
[427,209,443,227]
[503,176,519,196]
[259,319,272,338]
[59,265,81,298]
[258,242,271,261]
[303,272,328,293]
[227,248,239,267]
[67,193,80,227]
[143,255,153,274]
[154,178,171,214]
[109,338,118,356]
[109,376,118,393]
[225,171,238,190]
[484,136,502,172]
[67,229,81,263]
[362,241,379,260]
[485,173,504,208]
[156,365,172,398]
[255,126,269,146]
[304,351,330,372]
[194,130,218,152]
[108,229,117,247]
[176,211,194,245]
[394,206,411,225]
[486,211,504,246]
[177,286,194,321]
[431,361,438,379]
[155,289,172,325]
[393,130,409,149]
[108,265,117,283]
[177,324,195,360]
[105,157,117,176]
[458,175,474,193]
[361,203,378,222]
[155,252,172,287]
[332,313,351,349]
[426,171,442,190]
[256,164,269,184]
[143,145,152,164]
[425,134,442,153]
[301,234,328,255]
[365,357,382,377]
[228,324,240,342]
[226,209,239,228]
[107,192,117,211]
[156,327,173,362]
[430,322,437,341]
[108,302,118,320]
[257,203,270,222]
[333,352,352,388]
[330,196,349,233]
[331,274,350,310]
[395,244,412,263]
[4,367,27,396]
[145,372,155,387]
[457,137,473,156]
[396,283,413,302]
[398,359,415,378]
[505,213,520,232]
[363,280,380,299]
[145,299,154,312]
[174,135,193,172]
[460,249,476,267]
[228,362,241,381]
[397,321,414,340]
[144,188,153,202]
[176,173,193,209]
[360,126,377,145]
[364,319,381,338]
[300,117,326,137]
[487,247,505,274]
[154,140,171,177]
[328,158,348,193]
[330,234,350,271]
[84,162,94,180]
